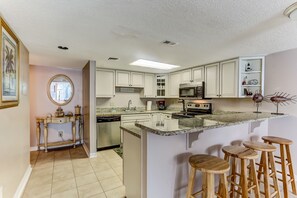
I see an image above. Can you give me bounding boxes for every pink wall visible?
[30,65,82,148]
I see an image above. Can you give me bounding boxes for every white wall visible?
[29,65,82,148]
[0,42,30,198]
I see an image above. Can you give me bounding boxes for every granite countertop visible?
[96,109,180,117]
[135,112,288,136]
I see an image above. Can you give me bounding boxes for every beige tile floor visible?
[23,146,125,198]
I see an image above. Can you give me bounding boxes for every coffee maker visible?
[156,100,166,110]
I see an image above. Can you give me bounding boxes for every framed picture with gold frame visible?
[0,18,19,109]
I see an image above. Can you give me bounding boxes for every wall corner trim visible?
[82,142,97,158]
[14,165,32,198]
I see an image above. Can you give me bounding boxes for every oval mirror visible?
[47,74,74,106]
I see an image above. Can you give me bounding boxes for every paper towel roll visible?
[147,101,152,111]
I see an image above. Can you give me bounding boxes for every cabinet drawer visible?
[51,117,71,123]
[121,114,151,121]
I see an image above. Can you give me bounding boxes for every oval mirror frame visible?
[47,74,74,106]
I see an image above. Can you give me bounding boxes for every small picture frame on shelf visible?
[245,63,252,72]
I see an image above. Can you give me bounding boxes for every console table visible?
[36,115,83,152]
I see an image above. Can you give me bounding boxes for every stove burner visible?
[172,102,212,119]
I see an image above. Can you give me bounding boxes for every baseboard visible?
[82,143,97,158]
[30,146,38,151]
[14,165,32,198]
[30,142,82,152]
[89,152,97,158]
[82,143,90,157]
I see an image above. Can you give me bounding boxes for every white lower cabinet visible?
[123,128,141,198]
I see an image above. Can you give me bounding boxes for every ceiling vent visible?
[58,46,68,50]
[108,57,119,60]
[162,40,177,46]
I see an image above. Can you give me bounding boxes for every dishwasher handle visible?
[97,116,121,123]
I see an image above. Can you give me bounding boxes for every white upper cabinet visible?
[205,63,220,98]
[116,71,144,87]
[116,71,130,87]
[96,69,115,97]
[220,59,238,97]
[180,69,192,83]
[192,66,205,82]
[205,59,239,98]
[131,72,144,87]
[168,72,181,97]
[143,73,155,97]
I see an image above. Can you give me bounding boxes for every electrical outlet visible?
[58,131,64,137]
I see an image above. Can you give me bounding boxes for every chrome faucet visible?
[128,100,132,110]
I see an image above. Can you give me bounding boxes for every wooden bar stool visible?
[222,146,260,198]
[186,154,230,198]
[262,136,297,197]
[243,141,280,198]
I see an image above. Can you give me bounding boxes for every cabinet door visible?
[205,63,220,98]
[192,66,205,82]
[220,59,238,97]
[180,69,192,83]
[96,69,115,97]
[168,72,181,97]
[116,71,130,87]
[144,73,155,97]
[131,72,144,87]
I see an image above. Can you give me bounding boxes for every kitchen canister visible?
[146,101,152,111]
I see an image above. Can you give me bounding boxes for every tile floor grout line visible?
[90,157,107,197]
[70,148,80,198]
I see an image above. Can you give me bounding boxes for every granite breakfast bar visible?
[121,112,286,198]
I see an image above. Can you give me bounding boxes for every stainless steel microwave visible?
[179,82,205,99]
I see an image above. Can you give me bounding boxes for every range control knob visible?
[195,104,200,107]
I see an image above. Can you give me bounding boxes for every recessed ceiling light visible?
[58,46,68,50]
[162,40,177,46]
[130,59,180,70]
[284,2,297,20]
[108,57,119,60]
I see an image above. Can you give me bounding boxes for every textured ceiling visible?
[0,0,297,72]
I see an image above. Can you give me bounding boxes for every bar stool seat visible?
[262,136,293,145]
[243,141,280,198]
[222,146,260,198]
[262,136,297,198]
[187,154,229,198]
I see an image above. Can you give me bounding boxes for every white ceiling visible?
[1,0,297,73]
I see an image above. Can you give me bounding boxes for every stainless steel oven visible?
[179,82,205,99]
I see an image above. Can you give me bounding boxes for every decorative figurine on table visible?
[252,91,264,113]
[75,105,81,115]
[265,92,297,115]
[55,106,65,117]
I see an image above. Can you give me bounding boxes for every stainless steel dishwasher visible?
[96,115,121,151]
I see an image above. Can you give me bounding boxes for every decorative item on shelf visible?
[66,111,73,117]
[75,105,81,115]
[245,63,252,72]
[55,106,65,117]
[248,79,258,85]
[242,76,247,85]
[244,88,253,96]
[46,113,52,118]
[265,92,297,115]
[252,91,263,113]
